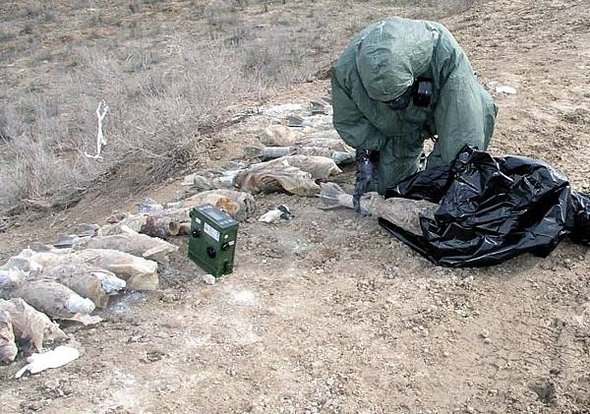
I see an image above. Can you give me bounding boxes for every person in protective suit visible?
[331,16,498,212]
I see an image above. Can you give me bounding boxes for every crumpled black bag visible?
[379,146,590,267]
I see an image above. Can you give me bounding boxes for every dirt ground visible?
[2,0,590,413]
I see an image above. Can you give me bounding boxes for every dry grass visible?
[0,0,481,214]
[0,39,265,211]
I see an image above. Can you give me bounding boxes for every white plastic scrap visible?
[496,85,517,95]
[15,345,80,378]
[258,209,283,223]
[258,205,293,223]
[487,81,517,96]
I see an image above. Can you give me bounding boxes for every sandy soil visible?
[1,0,590,413]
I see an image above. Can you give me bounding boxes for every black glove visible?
[353,149,378,214]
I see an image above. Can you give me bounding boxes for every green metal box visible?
[188,204,238,277]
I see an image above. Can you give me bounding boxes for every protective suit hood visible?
[356,17,436,102]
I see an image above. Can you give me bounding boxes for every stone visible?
[202,274,216,285]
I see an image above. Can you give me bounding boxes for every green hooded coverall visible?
[331,17,498,194]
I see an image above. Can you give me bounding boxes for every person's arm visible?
[427,72,489,168]
[332,72,386,210]
[331,73,387,151]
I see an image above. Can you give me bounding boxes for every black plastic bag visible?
[379,146,590,267]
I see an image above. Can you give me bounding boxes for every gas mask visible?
[384,85,413,110]
[384,78,433,111]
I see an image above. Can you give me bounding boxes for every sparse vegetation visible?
[0,0,481,214]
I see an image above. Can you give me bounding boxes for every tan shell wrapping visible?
[41,264,122,309]
[0,310,18,363]
[0,298,66,352]
[179,189,256,222]
[75,249,159,291]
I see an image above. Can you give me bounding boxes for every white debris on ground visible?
[496,85,517,95]
[201,274,216,285]
[15,345,80,379]
[486,81,518,96]
[258,205,293,224]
